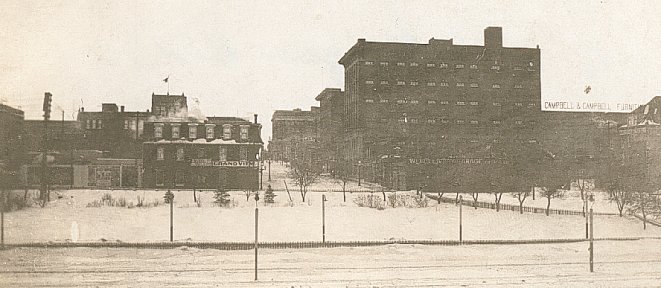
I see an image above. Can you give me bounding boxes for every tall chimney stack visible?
[484,26,503,48]
[254,114,258,124]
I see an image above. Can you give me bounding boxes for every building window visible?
[456,101,466,106]
[380,99,389,103]
[380,62,389,66]
[240,146,248,161]
[441,119,449,124]
[515,120,523,125]
[514,66,523,71]
[176,147,184,161]
[514,84,523,89]
[426,63,436,67]
[410,100,419,104]
[157,147,165,160]
[455,64,464,69]
[189,125,197,139]
[456,82,465,87]
[397,62,405,66]
[396,99,407,104]
[492,120,501,125]
[410,81,419,86]
[440,101,449,105]
[86,120,91,129]
[380,80,389,85]
[493,102,502,107]
[156,170,165,186]
[175,171,185,186]
[491,65,500,70]
[427,119,436,124]
[206,125,215,139]
[410,62,419,67]
[470,120,479,125]
[396,81,405,86]
[515,102,523,107]
[91,120,96,129]
[470,64,478,69]
[97,120,102,129]
[492,84,501,89]
[219,146,227,161]
[440,63,448,68]
[470,101,479,106]
[124,120,129,130]
[440,82,449,87]
[365,80,374,85]
[470,83,479,88]
[456,120,465,124]
[154,125,163,138]
[428,100,436,104]
[365,99,374,103]
[364,61,374,65]
[223,125,232,140]
[240,125,249,140]
[410,118,419,124]
[171,125,180,139]
[528,103,536,107]
[398,117,406,123]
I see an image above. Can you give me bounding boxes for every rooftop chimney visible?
[484,26,502,48]
[254,114,258,124]
[120,105,125,112]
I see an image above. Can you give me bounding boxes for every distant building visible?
[617,96,661,192]
[269,108,319,163]
[0,104,25,186]
[315,88,344,173]
[142,115,263,190]
[337,27,542,190]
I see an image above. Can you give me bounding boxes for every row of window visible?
[363,60,536,70]
[389,118,528,125]
[123,119,145,130]
[154,124,249,140]
[85,119,102,130]
[155,146,247,161]
[388,138,538,147]
[364,99,536,107]
[364,80,525,89]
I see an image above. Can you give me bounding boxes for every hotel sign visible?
[190,159,257,167]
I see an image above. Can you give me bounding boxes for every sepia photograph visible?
[1,1,660,287]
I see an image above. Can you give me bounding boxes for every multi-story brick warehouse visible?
[337,27,542,190]
[142,116,263,190]
[268,108,319,163]
[0,104,25,187]
[315,88,345,173]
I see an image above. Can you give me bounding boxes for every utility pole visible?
[322,194,326,243]
[41,92,52,204]
[459,195,463,242]
[254,200,259,281]
[268,159,271,181]
[1,189,5,249]
[589,208,594,272]
[164,190,174,242]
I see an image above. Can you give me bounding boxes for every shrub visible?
[214,189,231,207]
[353,194,386,210]
[3,193,30,212]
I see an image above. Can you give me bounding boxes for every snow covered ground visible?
[2,187,660,243]
[2,239,660,287]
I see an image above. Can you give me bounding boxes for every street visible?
[1,239,660,287]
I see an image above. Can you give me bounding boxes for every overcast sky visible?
[1,0,660,141]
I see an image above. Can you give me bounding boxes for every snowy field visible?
[1,239,661,287]
[2,187,660,243]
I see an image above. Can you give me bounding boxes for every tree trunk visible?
[494,193,502,212]
[193,188,197,203]
[546,196,551,216]
[382,189,386,202]
[455,192,459,204]
[472,193,478,209]
[642,206,647,230]
[437,192,442,204]
[342,181,346,202]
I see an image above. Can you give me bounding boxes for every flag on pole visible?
[163,76,169,83]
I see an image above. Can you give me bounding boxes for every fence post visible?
[459,195,463,242]
[255,207,259,281]
[589,208,594,272]
[1,189,4,250]
[322,194,326,243]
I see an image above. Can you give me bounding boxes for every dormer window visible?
[223,124,232,140]
[240,125,249,140]
[206,124,215,139]
[154,124,163,138]
[188,124,197,139]
[171,124,180,139]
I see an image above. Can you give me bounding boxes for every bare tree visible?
[334,161,350,202]
[607,179,631,217]
[511,190,530,214]
[288,159,320,202]
[538,186,566,216]
[630,191,660,230]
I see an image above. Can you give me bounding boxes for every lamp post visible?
[358,160,362,186]
[459,195,463,242]
[254,191,259,281]
[164,190,174,242]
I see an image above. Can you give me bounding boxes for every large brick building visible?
[337,27,542,190]
[315,88,345,173]
[269,108,319,163]
[0,104,25,188]
[142,115,263,190]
